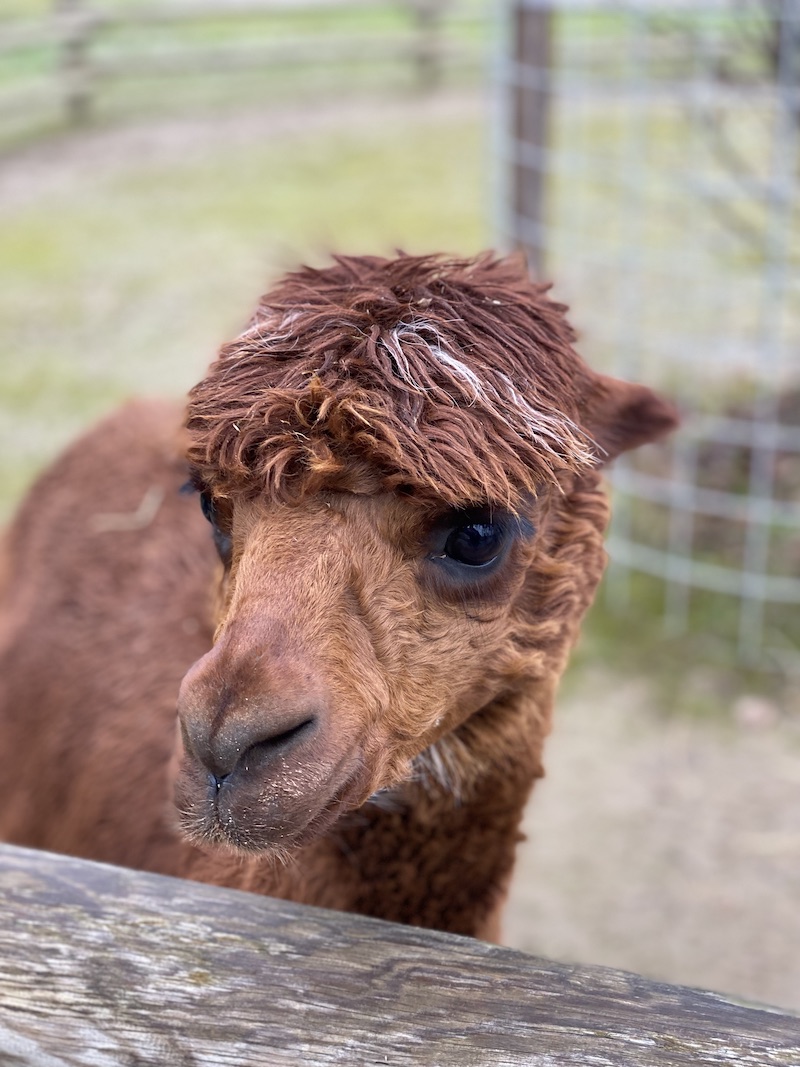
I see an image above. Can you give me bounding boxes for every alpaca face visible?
[174,487,557,855]
[176,251,678,857]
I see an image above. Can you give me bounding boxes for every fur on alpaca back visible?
[0,401,214,874]
[0,253,676,939]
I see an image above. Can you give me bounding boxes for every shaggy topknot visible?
[185,252,600,509]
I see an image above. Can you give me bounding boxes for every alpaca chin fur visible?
[0,251,677,941]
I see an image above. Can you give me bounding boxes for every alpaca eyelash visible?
[428,508,534,547]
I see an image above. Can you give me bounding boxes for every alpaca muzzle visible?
[173,627,366,852]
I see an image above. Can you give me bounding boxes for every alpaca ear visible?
[582,373,679,464]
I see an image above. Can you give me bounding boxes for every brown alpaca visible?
[0,253,676,940]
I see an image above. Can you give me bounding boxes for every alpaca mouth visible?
[175,752,367,855]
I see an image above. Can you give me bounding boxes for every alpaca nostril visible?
[190,713,319,783]
[237,717,316,775]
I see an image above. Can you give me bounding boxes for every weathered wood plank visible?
[0,843,798,1066]
[88,37,438,77]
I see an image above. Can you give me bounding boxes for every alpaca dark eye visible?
[443,522,505,567]
[199,491,232,565]
[199,491,216,526]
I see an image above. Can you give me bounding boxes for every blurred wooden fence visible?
[0,0,484,139]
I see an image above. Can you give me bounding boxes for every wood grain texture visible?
[0,844,798,1067]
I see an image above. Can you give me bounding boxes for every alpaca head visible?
[174,252,677,855]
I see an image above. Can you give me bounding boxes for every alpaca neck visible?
[228,686,553,940]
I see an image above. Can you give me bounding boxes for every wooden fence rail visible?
[1,843,799,1066]
[0,0,482,132]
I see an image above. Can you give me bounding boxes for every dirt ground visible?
[504,669,800,1015]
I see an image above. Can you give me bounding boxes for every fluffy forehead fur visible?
[185,252,601,509]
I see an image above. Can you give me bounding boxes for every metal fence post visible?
[511,0,553,278]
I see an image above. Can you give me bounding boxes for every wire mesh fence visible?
[497,0,800,674]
